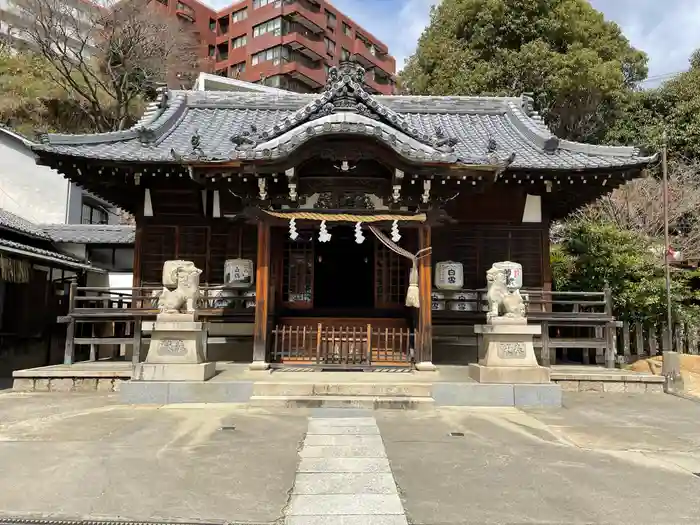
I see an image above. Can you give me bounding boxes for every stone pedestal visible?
[469,320,550,384]
[134,313,216,381]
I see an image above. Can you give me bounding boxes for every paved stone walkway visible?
[286,414,407,525]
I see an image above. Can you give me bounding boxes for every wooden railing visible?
[433,287,619,367]
[60,282,257,365]
[432,288,611,317]
[270,323,414,368]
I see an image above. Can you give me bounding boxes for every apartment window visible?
[323,63,330,75]
[209,18,216,31]
[369,44,376,56]
[253,0,280,8]
[231,8,247,23]
[325,10,336,28]
[231,61,246,77]
[251,45,289,65]
[340,47,350,61]
[253,17,282,37]
[82,202,108,225]
[208,45,215,57]
[231,34,247,49]
[342,22,351,36]
[324,36,335,54]
[156,0,168,5]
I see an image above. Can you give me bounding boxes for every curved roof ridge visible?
[36,87,174,147]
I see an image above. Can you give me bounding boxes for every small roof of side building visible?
[41,224,135,244]
[30,63,655,171]
[0,209,108,272]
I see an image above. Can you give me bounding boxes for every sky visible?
[208,0,700,83]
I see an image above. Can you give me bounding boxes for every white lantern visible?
[431,291,446,311]
[224,259,254,289]
[449,291,477,312]
[491,261,523,290]
[244,290,256,309]
[435,261,464,290]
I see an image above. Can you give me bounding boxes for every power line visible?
[639,71,684,84]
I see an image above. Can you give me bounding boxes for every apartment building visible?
[153,0,396,94]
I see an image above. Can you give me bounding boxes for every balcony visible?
[282,0,324,34]
[283,30,325,60]
[176,1,196,22]
[280,59,325,89]
[247,56,325,90]
[352,39,394,76]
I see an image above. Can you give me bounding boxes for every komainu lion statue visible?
[152,260,202,314]
[486,266,526,321]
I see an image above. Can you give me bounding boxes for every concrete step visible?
[249,395,434,410]
[252,382,433,398]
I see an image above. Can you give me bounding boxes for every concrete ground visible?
[0,392,698,524]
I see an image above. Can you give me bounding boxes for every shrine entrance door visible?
[314,226,374,310]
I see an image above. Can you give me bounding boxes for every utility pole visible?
[662,132,673,352]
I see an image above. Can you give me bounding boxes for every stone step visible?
[249,395,435,410]
[252,382,433,398]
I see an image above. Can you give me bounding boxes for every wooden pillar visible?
[251,220,271,369]
[416,225,435,370]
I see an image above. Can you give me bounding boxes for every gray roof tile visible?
[0,209,50,239]
[40,224,135,244]
[31,63,656,171]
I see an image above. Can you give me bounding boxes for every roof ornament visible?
[231,124,261,150]
[487,137,498,153]
[434,126,459,152]
[326,60,365,90]
[191,129,202,153]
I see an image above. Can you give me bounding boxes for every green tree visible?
[0,45,96,135]
[551,220,700,325]
[400,0,647,142]
[606,50,700,160]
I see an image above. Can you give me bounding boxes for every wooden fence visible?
[615,321,700,362]
[270,323,414,368]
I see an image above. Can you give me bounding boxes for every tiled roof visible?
[31,63,656,171]
[41,224,135,244]
[0,209,50,239]
[0,237,106,272]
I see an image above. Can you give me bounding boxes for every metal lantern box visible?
[435,261,464,290]
[224,259,254,288]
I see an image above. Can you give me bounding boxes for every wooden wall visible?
[434,187,549,289]
[136,189,257,285]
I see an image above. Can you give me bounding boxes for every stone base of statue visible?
[134,313,216,381]
[469,318,550,384]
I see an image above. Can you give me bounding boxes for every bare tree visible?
[10,0,203,132]
[574,159,700,261]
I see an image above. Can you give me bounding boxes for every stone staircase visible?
[249,381,434,409]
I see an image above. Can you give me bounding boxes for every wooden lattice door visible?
[282,237,314,308]
[374,241,410,309]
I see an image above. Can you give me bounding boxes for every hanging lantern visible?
[224,259,254,288]
[289,218,298,240]
[435,261,464,290]
[319,220,332,243]
[391,220,401,242]
[354,222,365,244]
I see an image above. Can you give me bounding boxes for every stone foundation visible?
[13,377,124,392]
[554,378,665,393]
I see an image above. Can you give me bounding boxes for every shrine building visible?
[30,62,655,370]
